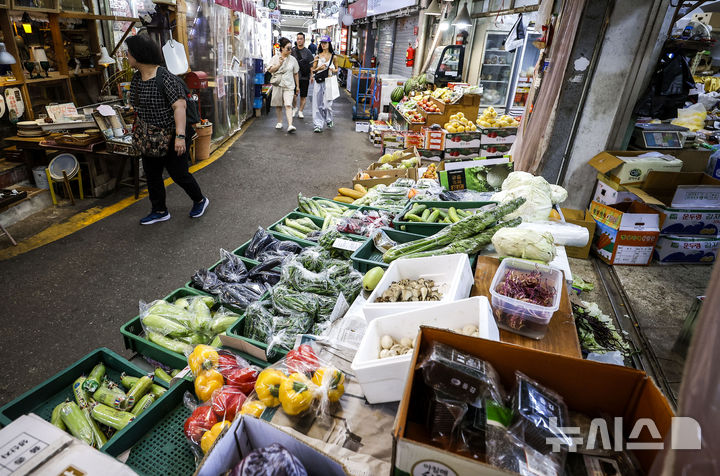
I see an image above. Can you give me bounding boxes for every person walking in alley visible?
[268,37,300,133]
[308,37,317,55]
[292,32,314,119]
[310,36,337,133]
[127,34,208,225]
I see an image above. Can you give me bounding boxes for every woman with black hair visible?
[127,34,208,225]
[310,35,337,133]
[267,37,300,133]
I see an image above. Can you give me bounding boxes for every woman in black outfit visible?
[127,34,209,225]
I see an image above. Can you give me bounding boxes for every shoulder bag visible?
[132,119,172,158]
[270,57,286,87]
[314,54,334,83]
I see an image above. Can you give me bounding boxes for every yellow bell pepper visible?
[200,420,231,454]
[312,367,346,402]
[188,345,219,376]
[194,369,224,401]
[240,399,266,418]
[254,368,285,408]
[279,372,315,416]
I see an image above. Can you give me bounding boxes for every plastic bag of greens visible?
[215,249,249,284]
[281,260,335,296]
[244,227,277,260]
[231,443,308,476]
[242,341,348,420]
[140,299,202,356]
[192,269,224,294]
[270,285,318,316]
[243,301,277,343]
[266,312,314,358]
[256,239,303,262]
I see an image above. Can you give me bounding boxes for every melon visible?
[404,79,416,94]
[391,86,405,103]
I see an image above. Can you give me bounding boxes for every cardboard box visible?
[417,148,444,162]
[674,149,711,173]
[588,150,683,185]
[353,168,415,188]
[561,208,597,259]
[381,130,406,149]
[589,200,661,265]
[438,157,512,191]
[355,121,370,132]
[625,172,720,235]
[480,127,518,144]
[0,414,136,476]
[479,143,513,158]
[443,147,481,161]
[421,127,446,150]
[197,416,348,476]
[654,234,720,264]
[393,327,673,476]
[592,173,639,206]
[444,131,481,149]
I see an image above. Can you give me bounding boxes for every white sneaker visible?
[275,122,283,129]
[298,111,304,119]
[292,108,298,117]
[287,125,296,133]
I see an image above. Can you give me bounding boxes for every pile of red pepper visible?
[183,345,259,454]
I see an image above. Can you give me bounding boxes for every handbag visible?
[314,54,334,83]
[327,75,340,101]
[132,119,172,157]
[270,57,286,87]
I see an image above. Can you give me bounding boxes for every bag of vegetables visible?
[140,295,241,360]
[183,344,261,459]
[241,342,348,421]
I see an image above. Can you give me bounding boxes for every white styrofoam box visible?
[362,254,474,322]
[351,297,498,404]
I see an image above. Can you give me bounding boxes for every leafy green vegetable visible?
[572,277,594,292]
[572,301,631,355]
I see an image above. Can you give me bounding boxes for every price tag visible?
[333,238,362,252]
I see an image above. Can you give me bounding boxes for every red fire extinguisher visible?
[406,44,415,67]
[370,56,377,67]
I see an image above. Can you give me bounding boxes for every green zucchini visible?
[83,363,105,393]
[59,402,94,445]
[91,403,135,431]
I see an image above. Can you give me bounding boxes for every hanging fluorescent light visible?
[452,2,472,29]
[425,0,441,16]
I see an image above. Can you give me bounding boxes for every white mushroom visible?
[380,335,394,350]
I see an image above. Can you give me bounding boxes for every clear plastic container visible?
[489,258,563,340]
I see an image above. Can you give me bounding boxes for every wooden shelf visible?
[70,70,102,77]
[25,74,69,84]
[58,11,140,22]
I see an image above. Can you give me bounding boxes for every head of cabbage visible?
[491,228,556,263]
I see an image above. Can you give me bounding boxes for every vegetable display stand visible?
[0,348,170,448]
[350,228,426,272]
[393,201,495,236]
[103,379,196,475]
[233,235,316,264]
[120,288,266,369]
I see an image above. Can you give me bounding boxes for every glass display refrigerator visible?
[477,30,542,114]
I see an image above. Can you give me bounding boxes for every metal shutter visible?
[392,14,419,76]
[376,19,395,75]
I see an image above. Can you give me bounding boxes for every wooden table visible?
[472,256,582,359]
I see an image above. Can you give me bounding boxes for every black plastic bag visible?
[634,51,695,119]
[245,227,277,260]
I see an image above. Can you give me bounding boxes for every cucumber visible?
[421,209,432,221]
[427,210,440,223]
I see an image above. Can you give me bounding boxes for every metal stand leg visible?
[0,222,17,246]
[46,168,58,206]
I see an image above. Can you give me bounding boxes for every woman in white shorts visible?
[267,37,300,133]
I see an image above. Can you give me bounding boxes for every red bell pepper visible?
[184,406,218,444]
[285,344,320,374]
[225,367,259,394]
[211,386,247,421]
[217,352,243,379]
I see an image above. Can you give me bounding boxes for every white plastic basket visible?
[351,297,498,404]
[362,253,474,322]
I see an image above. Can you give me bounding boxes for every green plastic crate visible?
[120,288,266,369]
[392,201,496,236]
[103,379,195,475]
[0,347,169,448]
[350,228,425,272]
[294,196,360,217]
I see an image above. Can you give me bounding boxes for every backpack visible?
[154,67,202,126]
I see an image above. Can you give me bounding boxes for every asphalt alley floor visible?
[0,89,377,407]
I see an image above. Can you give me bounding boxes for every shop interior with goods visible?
[1,0,720,475]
